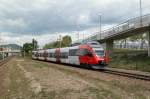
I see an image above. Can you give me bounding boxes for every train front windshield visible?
[93,50,104,57]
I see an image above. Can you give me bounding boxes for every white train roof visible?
[32,41,103,53]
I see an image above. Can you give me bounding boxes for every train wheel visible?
[91,65,105,70]
[80,63,91,69]
[85,64,92,69]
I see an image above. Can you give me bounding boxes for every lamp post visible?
[99,13,102,40]
[59,35,62,48]
[76,23,80,42]
[139,0,142,26]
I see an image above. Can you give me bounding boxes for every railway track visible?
[33,59,150,81]
[0,57,12,67]
[103,68,150,81]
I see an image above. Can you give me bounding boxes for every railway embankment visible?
[109,49,150,72]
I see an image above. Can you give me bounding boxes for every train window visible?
[51,53,53,57]
[43,52,48,57]
[48,53,51,57]
[48,53,50,57]
[49,53,51,57]
[94,50,104,57]
[60,53,63,58]
[60,52,68,58]
[35,52,38,57]
[78,49,90,56]
[32,52,34,55]
[90,43,98,45]
[69,49,78,56]
[37,53,39,57]
[48,53,55,58]
[54,53,57,58]
[50,53,52,57]
[52,53,55,58]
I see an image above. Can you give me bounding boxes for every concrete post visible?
[148,32,150,57]
[2,52,4,60]
[106,40,114,56]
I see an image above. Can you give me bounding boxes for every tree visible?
[43,41,59,49]
[129,33,147,49]
[129,35,141,42]
[22,39,39,56]
[32,39,38,50]
[22,43,33,55]
[62,35,72,47]
[43,35,72,49]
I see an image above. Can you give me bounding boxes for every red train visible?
[32,41,109,69]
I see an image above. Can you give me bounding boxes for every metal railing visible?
[85,14,150,41]
[0,50,20,53]
[114,44,148,50]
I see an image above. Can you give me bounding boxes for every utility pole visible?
[33,39,35,50]
[24,50,25,57]
[59,35,62,48]
[99,13,102,40]
[139,0,142,26]
[33,38,37,50]
[78,31,79,42]
[76,21,80,42]
[77,27,79,42]
[83,32,85,40]
[0,33,4,60]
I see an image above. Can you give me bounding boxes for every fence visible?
[114,44,148,50]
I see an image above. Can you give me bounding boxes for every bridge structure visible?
[0,50,20,53]
[0,50,21,59]
[83,14,150,56]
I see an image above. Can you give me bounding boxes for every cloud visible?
[0,18,27,32]
[0,0,150,46]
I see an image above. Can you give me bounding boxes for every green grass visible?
[114,48,147,53]
[109,49,150,72]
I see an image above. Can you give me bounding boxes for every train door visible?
[43,50,48,60]
[35,52,38,59]
[55,48,60,63]
[68,48,80,65]
[60,48,69,64]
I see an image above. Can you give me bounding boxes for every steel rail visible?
[0,56,12,67]
[103,68,150,81]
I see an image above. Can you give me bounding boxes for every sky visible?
[0,0,150,47]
